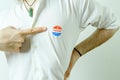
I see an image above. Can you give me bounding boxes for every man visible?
[0,0,119,80]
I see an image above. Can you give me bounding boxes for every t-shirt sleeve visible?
[79,0,120,29]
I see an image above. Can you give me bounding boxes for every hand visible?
[0,26,47,53]
[64,70,70,80]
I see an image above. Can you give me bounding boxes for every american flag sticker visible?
[52,25,62,36]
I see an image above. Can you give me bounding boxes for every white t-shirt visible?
[0,0,119,80]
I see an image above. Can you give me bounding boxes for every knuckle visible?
[15,48,20,52]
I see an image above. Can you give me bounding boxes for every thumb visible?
[19,27,47,35]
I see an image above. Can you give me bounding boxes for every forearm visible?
[66,49,80,72]
[64,49,80,80]
[76,28,118,55]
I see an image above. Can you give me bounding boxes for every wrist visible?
[74,48,82,56]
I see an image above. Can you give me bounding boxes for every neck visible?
[25,0,37,5]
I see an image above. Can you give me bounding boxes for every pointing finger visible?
[19,27,47,35]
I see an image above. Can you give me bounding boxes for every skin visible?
[64,28,119,80]
[0,26,47,53]
[64,49,80,80]
[23,0,38,6]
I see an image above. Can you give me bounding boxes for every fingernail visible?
[42,27,47,30]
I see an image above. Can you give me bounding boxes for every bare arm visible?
[76,28,118,55]
[64,48,80,80]
[64,28,118,80]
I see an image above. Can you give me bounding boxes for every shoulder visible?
[70,0,94,9]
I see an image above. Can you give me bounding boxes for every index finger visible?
[19,27,47,35]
